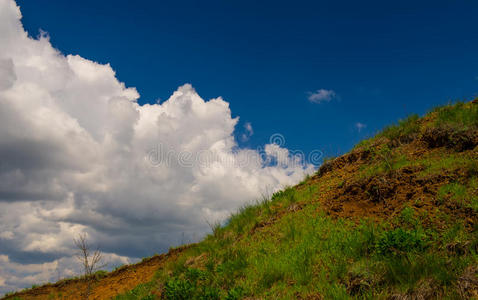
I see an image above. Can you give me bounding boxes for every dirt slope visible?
[3,247,188,300]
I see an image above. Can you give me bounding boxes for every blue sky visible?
[17,0,478,157]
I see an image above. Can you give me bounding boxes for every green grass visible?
[355,101,478,152]
[116,188,478,299]
[358,145,411,178]
[354,114,421,150]
[438,178,478,211]
[379,114,421,145]
[434,101,478,129]
[358,145,476,181]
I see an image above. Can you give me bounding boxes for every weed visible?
[375,228,428,256]
[163,278,194,300]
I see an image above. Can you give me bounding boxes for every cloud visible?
[0,0,314,294]
[0,58,16,91]
[0,252,130,293]
[241,122,254,141]
[307,89,336,103]
[355,122,366,132]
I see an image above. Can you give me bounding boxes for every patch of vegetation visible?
[375,228,428,256]
[434,101,478,129]
[359,145,410,178]
[115,281,157,300]
[379,114,421,146]
[116,191,478,299]
[438,179,478,211]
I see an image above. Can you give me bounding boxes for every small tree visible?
[74,233,104,299]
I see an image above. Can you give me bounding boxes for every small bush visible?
[163,278,194,300]
[375,228,428,256]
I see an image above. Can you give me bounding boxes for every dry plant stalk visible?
[74,233,105,299]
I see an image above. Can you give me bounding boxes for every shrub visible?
[163,278,194,300]
[375,228,428,256]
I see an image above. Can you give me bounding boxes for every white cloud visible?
[241,122,254,141]
[0,0,314,294]
[0,252,130,293]
[307,89,336,103]
[355,122,366,132]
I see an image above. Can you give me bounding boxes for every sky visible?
[0,0,477,294]
[16,0,478,155]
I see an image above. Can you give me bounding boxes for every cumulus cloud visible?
[308,89,336,103]
[0,0,314,294]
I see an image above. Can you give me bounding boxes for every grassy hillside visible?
[4,100,478,299]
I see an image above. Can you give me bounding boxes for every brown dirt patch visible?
[2,246,189,300]
[421,127,478,152]
[308,142,477,229]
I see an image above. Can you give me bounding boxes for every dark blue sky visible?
[17,0,478,158]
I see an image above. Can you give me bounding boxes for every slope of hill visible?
[3,100,478,299]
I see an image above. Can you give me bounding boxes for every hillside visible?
[3,100,478,299]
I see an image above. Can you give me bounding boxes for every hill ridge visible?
[4,100,478,299]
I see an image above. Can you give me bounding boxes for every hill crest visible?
[4,100,478,299]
